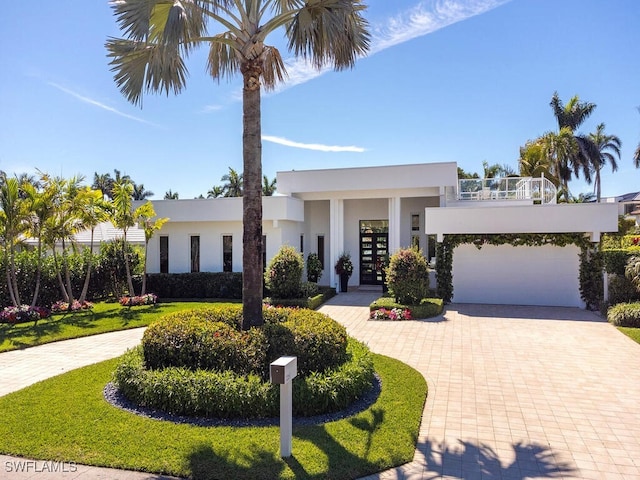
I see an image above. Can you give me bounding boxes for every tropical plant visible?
[163,190,179,200]
[386,247,430,305]
[221,167,243,197]
[538,127,578,201]
[132,183,154,200]
[262,175,276,196]
[0,174,27,306]
[547,92,597,200]
[335,252,354,279]
[264,245,303,299]
[206,185,225,198]
[137,202,168,295]
[518,140,552,179]
[106,0,369,330]
[306,252,323,282]
[626,255,640,293]
[111,179,137,296]
[588,123,621,202]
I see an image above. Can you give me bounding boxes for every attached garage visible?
[452,243,582,307]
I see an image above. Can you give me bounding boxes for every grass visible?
[0,353,427,479]
[618,327,640,344]
[0,301,236,353]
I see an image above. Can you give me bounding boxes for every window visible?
[223,235,232,272]
[411,214,420,232]
[317,235,325,269]
[190,236,200,273]
[159,236,169,273]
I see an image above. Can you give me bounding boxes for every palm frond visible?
[207,33,241,82]
[110,0,162,42]
[106,38,188,106]
[286,0,370,70]
[261,46,287,90]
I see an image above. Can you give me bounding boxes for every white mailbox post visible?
[270,356,297,457]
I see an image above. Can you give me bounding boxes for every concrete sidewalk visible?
[2,294,640,479]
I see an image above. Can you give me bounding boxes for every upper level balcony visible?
[454,175,557,205]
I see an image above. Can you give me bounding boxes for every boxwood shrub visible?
[608,302,640,328]
[608,274,640,305]
[145,272,243,299]
[114,338,374,418]
[141,305,348,378]
[370,295,443,319]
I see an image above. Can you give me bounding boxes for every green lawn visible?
[618,327,640,344]
[0,301,235,353]
[0,353,427,480]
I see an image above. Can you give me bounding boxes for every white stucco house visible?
[144,162,618,308]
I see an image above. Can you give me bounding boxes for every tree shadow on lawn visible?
[188,442,285,480]
[420,438,577,479]
[0,318,63,349]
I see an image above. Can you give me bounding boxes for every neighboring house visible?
[23,221,145,252]
[603,191,640,225]
[144,162,618,308]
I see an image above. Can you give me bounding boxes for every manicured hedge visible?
[142,305,348,377]
[608,302,640,328]
[145,272,243,299]
[115,338,374,418]
[370,295,443,319]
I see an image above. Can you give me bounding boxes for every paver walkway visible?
[1,293,639,479]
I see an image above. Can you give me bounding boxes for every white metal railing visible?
[457,175,556,204]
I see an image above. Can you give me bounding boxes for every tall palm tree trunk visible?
[595,168,602,203]
[61,239,76,306]
[79,229,95,303]
[5,265,18,307]
[241,61,264,330]
[52,249,69,303]
[123,232,136,296]
[8,246,21,306]
[30,239,44,307]
[141,242,148,296]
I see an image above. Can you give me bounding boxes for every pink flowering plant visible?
[0,305,51,324]
[51,300,94,313]
[370,307,412,321]
[119,293,158,306]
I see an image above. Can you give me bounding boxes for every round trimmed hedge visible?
[115,306,374,418]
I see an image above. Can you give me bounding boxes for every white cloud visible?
[262,135,366,152]
[275,0,512,92]
[48,82,162,127]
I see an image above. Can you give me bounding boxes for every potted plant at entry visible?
[335,252,354,292]
[306,253,323,283]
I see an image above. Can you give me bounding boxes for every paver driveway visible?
[319,292,640,479]
[1,293,639,479]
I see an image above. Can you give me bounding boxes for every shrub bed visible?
[144,272,243,299]
[115,338,374,418]
[117,305,374,419]
[608,302,640,327]
[370,295,443,320]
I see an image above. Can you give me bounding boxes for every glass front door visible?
[359,220,388,285]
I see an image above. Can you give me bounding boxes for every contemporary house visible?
[144,162,618,308]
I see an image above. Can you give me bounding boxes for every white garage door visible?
[452,244,583,307]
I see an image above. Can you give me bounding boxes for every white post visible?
[280,382,293,457]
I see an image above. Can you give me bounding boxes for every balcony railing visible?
[457,175,557,204]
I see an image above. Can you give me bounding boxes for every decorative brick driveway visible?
[319,292,640,480]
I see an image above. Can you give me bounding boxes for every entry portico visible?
[276,162,456,290]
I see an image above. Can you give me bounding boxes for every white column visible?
[329,198,344,291]
[388,197,401,255]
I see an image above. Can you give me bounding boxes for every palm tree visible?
[132,183,154,200]
[518,141,552,179]
[0,174,27,306]
[106,0,370,329]
[549,92,596,190]
[112,179,137,296]
[137,202,168,295]
[538,127,578,202]
[262,175,276,196]
[221,167,243,197]
[92,172,112,199]
[77,188,112,303]
[588,123,621,202]
[207,185,225,198]
[164,190,179,200]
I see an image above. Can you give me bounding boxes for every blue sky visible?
[1,0,638,200]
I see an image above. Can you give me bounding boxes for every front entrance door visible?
[360,233,388,285]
